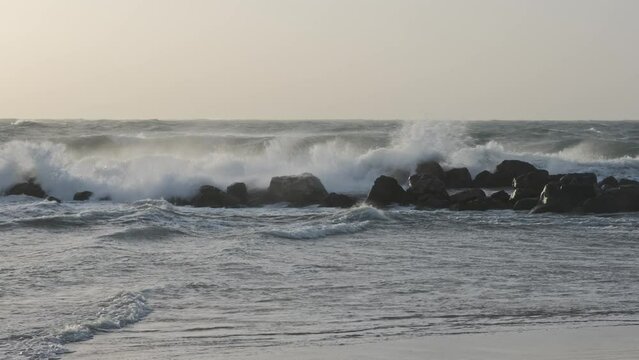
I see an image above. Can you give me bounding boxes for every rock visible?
[191,185,239,208]
[598,176,618,189]
[415,161,444,181]
[366,175,409,207]
[246,188,273,206]
[226,183,248,203]
[45,196,61,203]
[583,185,639,213]
[6,180,46,198]
[559,173,597,186]
[407,174,448,202]
[513,198,538,211]
[512,170,549,192]
[98,196,111,201]
[509,187,540,202]
[449,188,486,204]
[450,197,509,211]
[444,168,472,188]
[267,173,328,206]
[489,190,510,203]
[321,193,358,208]
[73,191,93,201]
[472,170,497,188]
[492,160,538,187]
[533,181,596,213]
[386,169,411,185]
[167,196,192,206]
[619,178,639,186]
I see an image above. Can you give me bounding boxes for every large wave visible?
[1,121,638,201]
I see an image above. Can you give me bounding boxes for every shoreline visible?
[65,325,639,359]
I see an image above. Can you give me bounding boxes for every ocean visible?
[1,119,639,359]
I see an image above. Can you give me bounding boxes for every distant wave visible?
[264,206,389,240]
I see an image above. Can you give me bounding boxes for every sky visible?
[0,0,638,120]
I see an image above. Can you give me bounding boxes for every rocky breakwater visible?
[3,160,638,214]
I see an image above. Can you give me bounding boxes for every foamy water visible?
[1,120,639,359]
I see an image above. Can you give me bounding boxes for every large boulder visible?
[560,173,597,186]
[492,160,538,187]
[366,175,409,207]
[512,170,549,192]
[509,187,540,202]
[449,188,486,204]
[6,180,46,198]
[73,191,93,201]
[450,197,509,211]
[407,174,448,200]
[444,168,472,188]
[226,182,248,204]
[530,181,597,213]
[489,190,511,203]
[415,161,445,181]
[619,178,639,186]
[472,170,498,188]
[267,173,328,206]
[321,193,358,208]
[583,185,639,213]
[598,176,618,189]
[513,198,538,211]
[191,185,239,208]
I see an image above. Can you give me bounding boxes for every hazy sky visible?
[1,0,638,120]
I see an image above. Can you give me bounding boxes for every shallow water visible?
[1,120,639,359]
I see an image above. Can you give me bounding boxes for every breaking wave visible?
[1,120,638,202]
[7,291,151,360]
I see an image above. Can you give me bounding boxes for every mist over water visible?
[1,120,638,201]
[2,120,639,359]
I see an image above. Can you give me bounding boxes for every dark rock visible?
[226,183,248,203]
[450,197,509,211]
[472,170,497,188]
[73,191,93,201]
[6,180,46,198]
[46,196,62,203]
[509,187,540,202]
[192,185,239,208]
[619,178,639,186]
[321,193,358,208]
[450,188,486,204]
[167,196,192,206]
[548,174,565,182]
[598,176,618,189]
[513,198,538,211]
[583,185,639,213]
[98,196,111,201]
[407,174,448,202]
[267,173,328,206]
[512,170,549,192]
[559,173,597,186]
[444,168,472,188]
[246,188,273,206]
[489,190,510,203]
[366,175,409,207]
[529,203,568,214]
[492,160,538,187]
[415,161,444,181]
[386,169,411,185]
[533,181,596,213]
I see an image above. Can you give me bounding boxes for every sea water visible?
[1,120,638,359]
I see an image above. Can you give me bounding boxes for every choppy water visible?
[1,120,639,359]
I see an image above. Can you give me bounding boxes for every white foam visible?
[1,121,638,202]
